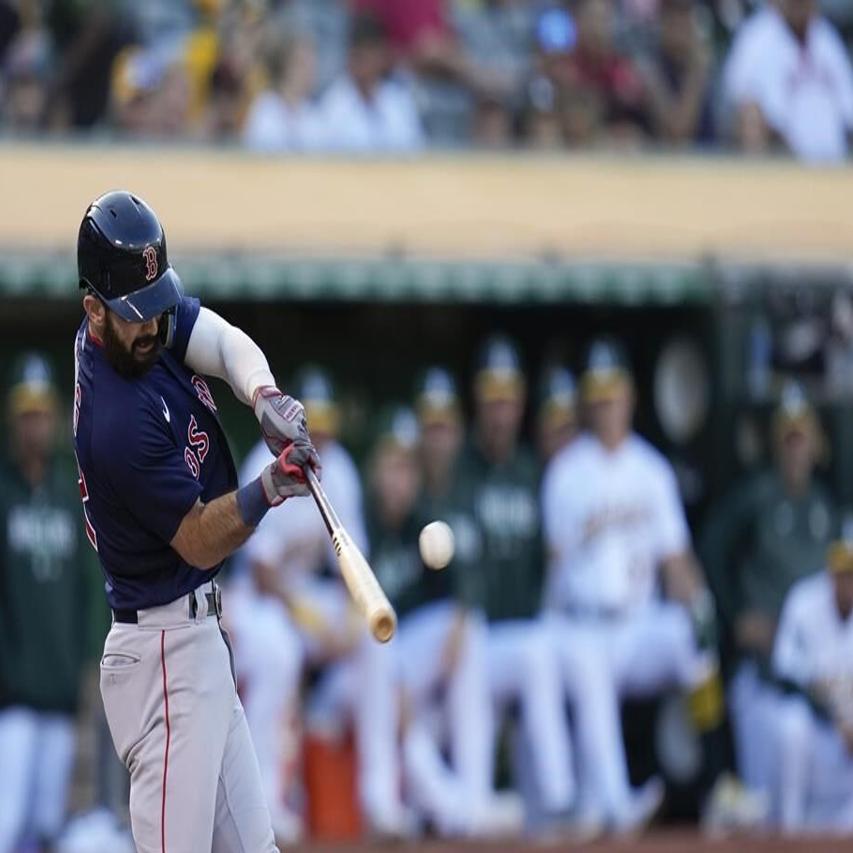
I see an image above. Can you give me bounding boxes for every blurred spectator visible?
[43,2,132,130]
[109,46,192,138]
[317,12,423,152]
[769,522,853,832]
[243,31,324,152]
[286,0,349,93]
[0,354,94,852]
[536,365,578,462]
[555,0,651,146]
[721,0,853,163]
[640,0,714,145]
[453,0,537,146]
[701,384,836,802]
[461,336,574,830]
[523,6,575,147]
[1,22,51,131]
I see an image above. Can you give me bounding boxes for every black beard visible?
[103,317,162,379]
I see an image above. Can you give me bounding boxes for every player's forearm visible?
[171,492,255,570]
[184,307,275,405]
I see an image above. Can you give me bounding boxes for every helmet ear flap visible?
[158,307,177,349]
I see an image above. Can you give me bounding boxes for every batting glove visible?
[260,438,318,505]
[253,386,310,456]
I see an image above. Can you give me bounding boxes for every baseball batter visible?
[542,338,718,831]
[769,527,853,833]
[72,191,319,852]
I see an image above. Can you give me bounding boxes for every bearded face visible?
[102,310,163,379]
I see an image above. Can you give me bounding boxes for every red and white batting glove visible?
[260,438,319,505]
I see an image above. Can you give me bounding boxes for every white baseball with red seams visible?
[418,520,455,571]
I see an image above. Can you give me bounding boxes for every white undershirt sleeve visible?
[184,306,276,406]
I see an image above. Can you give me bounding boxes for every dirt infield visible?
[300,832,852,852]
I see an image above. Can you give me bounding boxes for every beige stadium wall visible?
[0,143,850,263]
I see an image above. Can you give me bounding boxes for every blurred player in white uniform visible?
[542,339,724,831]
[769,521,853,834]
[229,367,406,838]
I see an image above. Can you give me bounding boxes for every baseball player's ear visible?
[83,294,106,330]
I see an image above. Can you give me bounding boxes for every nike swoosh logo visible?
[161,396,170,423]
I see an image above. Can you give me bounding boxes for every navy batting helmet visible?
[77,191,183,344]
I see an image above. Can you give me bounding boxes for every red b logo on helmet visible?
[143,245,158,282]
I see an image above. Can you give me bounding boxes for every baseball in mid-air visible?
[419,520,455,570]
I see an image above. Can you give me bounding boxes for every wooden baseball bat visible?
[304,467,397,643]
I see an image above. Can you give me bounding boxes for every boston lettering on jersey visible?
[72,296,237,610]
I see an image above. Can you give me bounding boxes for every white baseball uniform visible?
[769,572,853,833]
[229,438,404,832]
[542,432,707,825]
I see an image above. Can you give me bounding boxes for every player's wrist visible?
[236,475,281,527]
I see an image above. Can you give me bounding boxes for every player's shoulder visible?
[551,433,595,469]
[785,570,831,616]
[621,433,671,475]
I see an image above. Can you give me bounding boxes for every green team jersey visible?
[456,441,544,623]
[0,454,95,713]
[367,482,479,620]
[701,470,836,638]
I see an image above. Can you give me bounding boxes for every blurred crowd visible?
[3,334,853,850]
[2,0,853,161]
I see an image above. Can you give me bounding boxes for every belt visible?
[564,603,626,622]
[113,587,222,625]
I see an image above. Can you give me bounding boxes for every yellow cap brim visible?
[418,403,460,428]
[475,372,524,403]
[828,542,853,574]
[540,401,576,430]
[581,371,629,403]
[305,402,339,437]
[8,386,57,416]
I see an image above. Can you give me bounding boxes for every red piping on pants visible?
[161,629,171,852]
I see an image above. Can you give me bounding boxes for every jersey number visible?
[184,415,210,479]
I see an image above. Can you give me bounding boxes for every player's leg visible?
[0,706,38,851]
[447,610,495,814]
[29,711,77,846]
[212,694,278,853]
[489,619,574,813]
[101,617,241,852]
[552,616,655,828]
[772,695,813,833]
[805,714,853,832]
[349,630,408,834]
[729,661,775,794]
[232,591,304,835]
[402,707,470,836]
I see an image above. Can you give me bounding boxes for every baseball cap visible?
[292,366,339,436]
[772,381,817,442]
[827,511,853,575]
[580,338,632,402]
[414,367,460,427]
[374,405,420,453]
[538,365,577,429]
[474,335,525,402]
[7,352,58,416]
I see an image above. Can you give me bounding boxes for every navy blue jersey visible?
[72,296,238,610]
